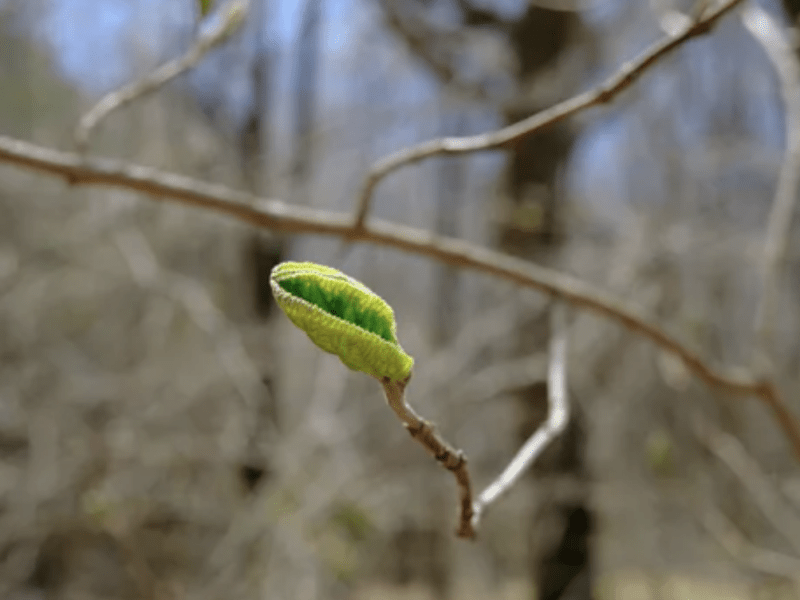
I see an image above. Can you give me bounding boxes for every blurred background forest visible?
[2,0,800,598]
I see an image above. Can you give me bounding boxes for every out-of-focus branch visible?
[741,5,800,370]
[74,0,248,152]
[471,305,570,530]
[692,414,800,554]
[354,0,747,227]
[452,0,508,27]
[113,227,268,438]
[701,505,800,578]
[417,294,550,398]
[380,0,490,100]
[1,133,800,462]
[380,376,475,538]
[651,0,800,377]
[451,352,548,407]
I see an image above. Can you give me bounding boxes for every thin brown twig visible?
[1,133,799,461]
[471,304,570,530]
[2,0,797,547]
[380,376,475,538]
[741,5,800,371]
[73,0,248,152]
[353,0,747,227]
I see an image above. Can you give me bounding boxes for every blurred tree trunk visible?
[496,5,585,257]
[431,96,466,346]
[240,0,271,194]
[292,0,322,192]
[782,0,800,21]
[242,0,284,320]
[0,17,34,139]
[239,0,283,491]
[497,7,593,600]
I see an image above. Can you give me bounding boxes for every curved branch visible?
[2,134,799,462]
[353,0,746,227]
[74,0,248,152]
[471,304,570,529]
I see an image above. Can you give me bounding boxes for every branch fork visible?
[379,306,570,539]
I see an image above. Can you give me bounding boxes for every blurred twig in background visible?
[354,0,747,227]
[741,5,800,373]
[471,304,570,530]
[74,0,249,152]
[692,414,800,555]
[700,504,800,579]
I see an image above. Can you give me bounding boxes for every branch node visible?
[382,378,475,538]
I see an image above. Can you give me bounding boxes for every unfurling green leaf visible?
[270,261,413,381]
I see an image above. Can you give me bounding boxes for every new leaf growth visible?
[270,261,414,381]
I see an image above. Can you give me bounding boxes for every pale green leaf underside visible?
[270,261,413,381]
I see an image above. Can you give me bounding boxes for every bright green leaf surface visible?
[270,262,413,381]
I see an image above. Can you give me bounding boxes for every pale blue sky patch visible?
[38,0,134,93]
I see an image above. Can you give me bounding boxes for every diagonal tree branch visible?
[2,0,797,546]
[74,0,248,152]
[353,0,747,227]
[1,132,799,462]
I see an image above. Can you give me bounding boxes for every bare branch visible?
[353,0,747,227]
[692,414,800,554]
[416,294,549,399]
[471,304,570,530]
[651,0,800,377]
[1,133,800,461]
[380,376,475,538]
[114,227,270,441]
[451,352,548,407]
[741,5,800,370]
[73,0,248,152]
[701,504,800,578]
[381,0,490,101]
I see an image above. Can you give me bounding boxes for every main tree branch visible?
[1,133,798,462]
